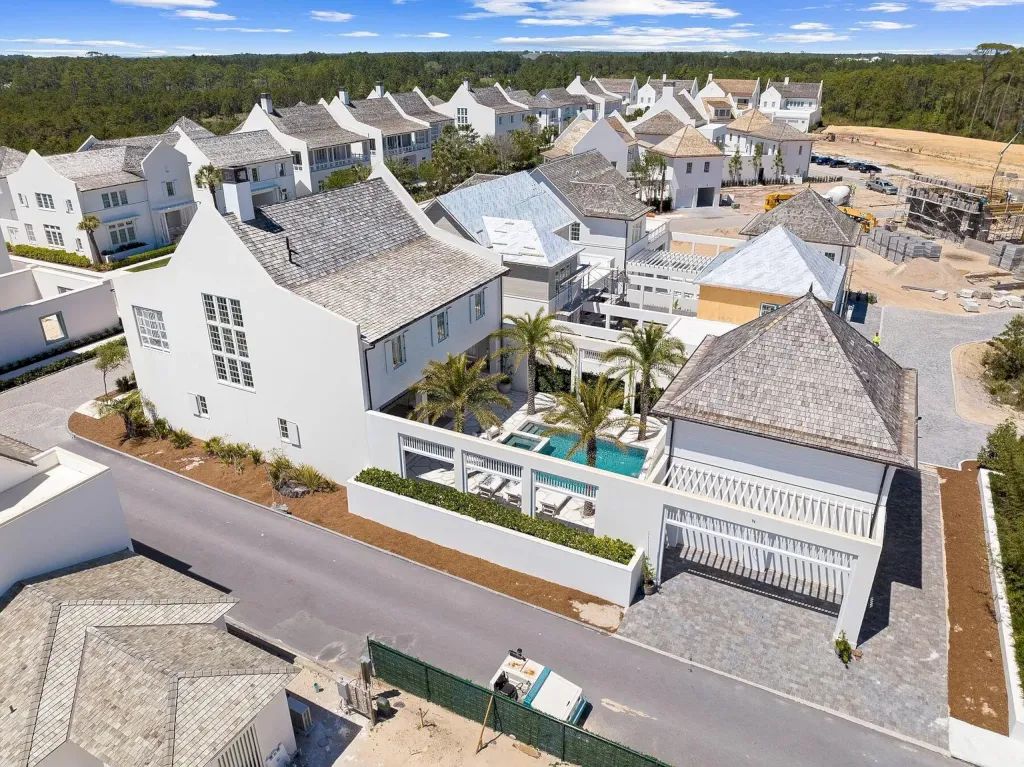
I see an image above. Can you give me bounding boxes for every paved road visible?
[62,438,951,767]
[0,362,107,448]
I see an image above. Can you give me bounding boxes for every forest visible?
[0,46,1022,154]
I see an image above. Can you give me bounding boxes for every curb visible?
[71,429,951,758]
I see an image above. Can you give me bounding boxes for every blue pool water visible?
[511,422,647,478]
[503,433,542,450]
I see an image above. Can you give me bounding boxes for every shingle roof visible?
[227,178,506,342]
[534,150,650,220]
[427,94,446,106]
[44,147,145,191]
[771,80,821,100]
[454,173,502,190]
[605,115,640,144]
[347,97,426,135]
[713,78,758,97]
[191,130,290,167]
[649,78,695,92]
[508,89,545,108]
[649,126,722,159]
[0,146,28,178]
[269,103,368,148]
[696,225,846,301]
[537,87,591,108]
[593,77,634,97]
[727,109,809,141]
[0,551,296,767]
[544,116,596,158]
[166,116,215,139]
[0,434,39,464]
[669,93,705,123]
[390,91,453,125]
[739,189,861,247]
[469,86,524,115]
[633,111,687,138]
[653,292,918,468]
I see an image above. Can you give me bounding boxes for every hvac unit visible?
[288,695,313,734]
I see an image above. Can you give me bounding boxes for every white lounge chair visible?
[536,489,570,517]
[478,474,507,499]
[503,481,522,507]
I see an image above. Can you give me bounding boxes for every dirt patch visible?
[937,462,1008,733]
[69,412,621,629]
[952,342,1024,428]
[889,257,972,292]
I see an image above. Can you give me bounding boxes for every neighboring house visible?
[637,75,699,107]
[384,87,455,150]
[173,129,296,220]
[7,143,196,261]
[759,77,824,132]
[114,167,506,486]
[699,73,761,113]
[631,111,688,147]
[722,110,814,183]
[0,256,119,366]
[531,150,657,271]
[435,80,531,138]
[424,172,586,316]
[633,85,708,136]
[739,188,861,266]
[645,126,724,210]
[541,113,638,176]
[0,146,28,245]
[591,77,638,107]
[236,93,372,196]
[325,85,434,167]
[0,433,128,594]
[566,76,623,119]
[0,550,298,767]
[694,225,846,323]
[536,87,594,131]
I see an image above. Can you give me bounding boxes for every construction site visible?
[897,172,1024,246]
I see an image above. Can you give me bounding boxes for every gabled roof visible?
[427,94,446,107]
[454,173,502,190]
[653,292,918,468]
[668,92,705,123]
[508,89,545,108]
[581,81,621,102]
[190,130,290,167]
[633,111,686,138]
[739,189,861,247]
[346,98,426,135]
[770,80,821,100]
[649,126,722,159]
[605,114,639,144]
[713,78,758,97]
[44,147,146,191]
[0,551,296,767]
[647,77,695,92]
[727,109,808,141]
[593,77,635,97]
[695,226,846,302]
[544,115,596,158]
[0,146,27,178]
[166,116,215,139]
[390,91,452,125]
[533,150,651,221]
[226,177,506,342]
[0,434,39,465]
[467,85,524,115]
[268,103,367,148]
[537,87,591,108]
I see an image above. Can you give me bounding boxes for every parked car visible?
[859,163,882,173]
[847,160,865,171]
[867,178,898,195]
[827,157,849,168]
[814,155,832,165]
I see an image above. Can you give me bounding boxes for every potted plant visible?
[498,358,513,394]
[642,554,657,596]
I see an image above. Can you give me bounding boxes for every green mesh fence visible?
[368,639,673,767]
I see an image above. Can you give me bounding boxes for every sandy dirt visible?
[821,126,1024,187]
[723,179,898,220]
[951,342,1024,428]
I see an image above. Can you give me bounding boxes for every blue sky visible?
[2,0,1021,57]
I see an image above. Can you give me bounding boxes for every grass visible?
[127,256,171,272]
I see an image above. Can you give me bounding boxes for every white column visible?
[455,449,467,493]
[488,335,501,375]
[833,544,881,644]
[605,311,611,330]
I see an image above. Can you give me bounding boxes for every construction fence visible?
[367,639,673,767]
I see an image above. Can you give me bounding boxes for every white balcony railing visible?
[385,141,429,157]
[647,222,667,243]
[665,459,876,538]
[312,155,363,172]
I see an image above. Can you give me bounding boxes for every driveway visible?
[0,362,106,448]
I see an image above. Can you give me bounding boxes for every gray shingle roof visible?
[348,97,427,134]
[390,91,453,125]
[633,111,687,138]
[469,86,524,115]
[166,116,215,139]
[537,87,591,108]
[427,94,446,106]
[593,77,634,97]
[0,434,39,464]
[0,146,28,178]
[771,81,821,100]
[191,130,290,167]
[44,147,145,191]
[454,173,502,190]
[269,103,368,148]
[670,93,705,122]
[0,551,295,767]
[727,109,809,141]
[653,292,918,468]
[648,125,722,159]
[508,89,545,108]
[533,150,650,220]
[739,189,861,247]
[545,116,596,158]
[227,178,506,342]
[695,225,846,301]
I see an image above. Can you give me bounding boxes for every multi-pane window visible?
[456,107,468,126]
[35,193,55,210]
[760,302,780,317]
[108,221,136,246]
[17,193,27,207]
[569,222,580,242]
[434,310,448,343]
[703,161,711,173]
[75,238,84,252]
[6,226,17,240]
[629,221,643,245]
[291,151,303,170]
[190,393,209,418]
[471,289,485,321]
[277,162,286,177]
[278,418,301,446]
[101,190,129,208]
[251,167,260,182]
[164,180,176,197]
[65,199,74,213]
[43,225,64,247]
[313,145,351,167]
[134,306,169,350]
[25,223,36,242]
[204,293,253,389]
[685,162,693,174]
[390,333,407,369]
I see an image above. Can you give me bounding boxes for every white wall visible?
[139,142,196,248]
[663,156,723,210]
[722,133,813,181]
[255,690,297,762]
[571,118,631,175]
[436,85,498,137]
[8,152,87,255]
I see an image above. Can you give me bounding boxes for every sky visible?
[1,0,1021,58]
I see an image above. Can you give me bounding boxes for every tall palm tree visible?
[411,353,512,434]
[194,164,221,207]
[76,215,101,265]
[494,310,576,416]
[541,377,636,516]
[601,323,687,441]
[98,389,149,440]
[524,114,539,134]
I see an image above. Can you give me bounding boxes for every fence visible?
[367,639,673,767]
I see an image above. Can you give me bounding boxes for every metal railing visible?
[384,141,429,156]
[311,155,363,172]
[465,452,523,480]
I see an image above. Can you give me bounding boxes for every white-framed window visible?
[277,162,286,177]
[389,333,407,369]
[456,107,468,126]
[101,190,129,208]
[279,418,301,447]
[6,226,17,240]
[17,193,27,207]
[292,151,303,169]
[251,167,260,182]
[190,393,209,418]
[703,161,710,173]
[43,224,64,247]
[35,193,54,210]
[629,220,643,245]
[134,306,170,350]
[824,251,836,262]
[164,180,176,197]
[685,162,693,174]
[65,199,74,213]
[25,223,36,242]
[759,302,780,316]
[39,312,67,344]
[75,238,83,252]
[204,293,253,389]
[471,289,486,321]
[433,309,449,344]
[108,220,137,246]
[498,116,504,125]
[569,222,580,242]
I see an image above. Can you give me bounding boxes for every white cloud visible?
[857,19,914,27]
[112,0,217,7]
[860,2,908,10]
[731,21,754,26]
[310,11,354,21]
[337,31,379,36]
[1,37,150,49]
[765,31,850,41]
[419,31,451,37]
[496,24,758,51]
[519,17,598,25]
[925,0,1024,8]
[205,27,292,32]
[466,0,739,22]
[175,10,235,19]
[5,49,91,55]
[791,21,830,28]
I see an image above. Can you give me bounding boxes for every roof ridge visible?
[16,600,62,767]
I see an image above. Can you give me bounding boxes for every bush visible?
[170,428,194,449]
[115,373,136,394]
[354,468,636,564]
[0,325,123,376]
[292,464,337,493]
[108,244,176,270]
[248,447,264,466]
[834,631,853,666]
[203,436,224,456]
[101,241,147,256]
[267,450,295,489]
[151,417,171,439]
[6,242,92,268]
[0,337,123,393]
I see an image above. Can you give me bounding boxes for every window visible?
[471,289,486,321]
[389,333,407,369]
[25,224,36,242]
[65,199,74,213]
[824,251,836,262]
[629,221,643,245]
[798,145,803,156]
[759,302,780,317]
[611,160,617,169]
[35,193,54,210]
[43,224,64,247]
[17,193,27,207]
[277,162,286,177]
[6,226,17,240]
[203,293,253,389]
[101,190,129,208]
[251,167,260,182]
[164,180,176,197]
[434,310,449,344]
[498,116,504,125]
[190,393,209,418]
[685,162,693,174]
[703,161,710,173]
[291,151,303,170]
[278,418,301,447]
[569,222,580,242]
[108,220,137,246]
[39,312,67,344]
[134,306,170,350]
[456,107,468,126]
[75,238,83,252]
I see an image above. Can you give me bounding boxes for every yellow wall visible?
[696,286,795,324]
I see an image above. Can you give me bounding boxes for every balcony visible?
[385,141,429,157]
[311,155,363,172]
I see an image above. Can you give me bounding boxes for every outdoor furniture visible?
[503,481,522,507]
[478,474,507,499]
[536,489,570,517]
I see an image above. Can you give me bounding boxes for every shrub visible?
[267,450,295,490]
[108,244,176,270]
[151,417,171,439]
[170,428,194,449]
[0,325,123,377]
[248,447,264,466]
[834,631,853,666]
[101,241,147,256]
[115,373,136,393]
[219,441,251,470]
[6,242,92,268]
[292,464,337,493]
[203,436,224,456]
[354,468,636,565]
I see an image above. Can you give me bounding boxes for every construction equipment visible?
[838,206,878,232]
[764,191,796,211]
[823,185,852,206]
[490,649,587,724]
[897,173,1024,244]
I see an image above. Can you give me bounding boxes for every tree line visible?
[0,46,1022,155]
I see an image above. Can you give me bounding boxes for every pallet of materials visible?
[990,241,1024,272]
[866,228,942,264]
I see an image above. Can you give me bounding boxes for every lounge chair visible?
[536,489,570,517]
[504,481,522,507]
[478,474,507,499]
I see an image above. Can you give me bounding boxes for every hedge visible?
[5,242,92,268]
[354,467,636,565]
[0,336,126,393]
[127,256,171,272]
[0,324,123,376]
[108,244,176,270]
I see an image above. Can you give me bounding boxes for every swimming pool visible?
[509,421,648,478]
[502,433,543,451]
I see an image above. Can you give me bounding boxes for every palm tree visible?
[541,377,636,516]
[411,353,512,434]
[76,215,102,265]
[98,389,149,440]
[601,323,686,440]
[494,310,576,416]
[194,164,221,207]
[524,114,539,134]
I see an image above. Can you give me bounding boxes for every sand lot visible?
[950,341,1024,428]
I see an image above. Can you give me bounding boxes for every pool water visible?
[511,422,648,478]
[503,433,542,450]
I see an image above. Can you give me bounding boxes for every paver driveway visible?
[0,363,106,448]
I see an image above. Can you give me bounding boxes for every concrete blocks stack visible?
[866,228,943,264]
[987,241,1024,275]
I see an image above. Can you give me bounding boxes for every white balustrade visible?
[400,434,454,461]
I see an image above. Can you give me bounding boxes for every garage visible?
[696,187,717,207]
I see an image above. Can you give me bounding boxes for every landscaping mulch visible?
[69,412,619,629]
[937,461,1008,733]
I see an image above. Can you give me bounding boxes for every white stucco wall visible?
[663,155,724,209]
[255,690,297,762]
[571,118,631,174]
[8,152,88,255]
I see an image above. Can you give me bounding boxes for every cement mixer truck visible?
[822,185,852,206]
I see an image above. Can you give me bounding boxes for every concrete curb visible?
[70,429,951,757]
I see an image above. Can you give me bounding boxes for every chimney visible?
[708,72,714,82]
[662,73,667,82]
[784,76,790,85]
[462,77,470,90]
[375,80,385,98]
[338,88,350,106]
[221,167,255,223]
[259,92,273,114]
[664,86,675,98]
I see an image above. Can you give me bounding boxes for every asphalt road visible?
[63,438,953,767]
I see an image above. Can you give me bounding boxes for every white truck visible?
[490,649,588,724]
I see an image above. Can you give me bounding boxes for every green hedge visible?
[0,324,123,375]
[354,467,636,565]
[6,242,92,268]
[108,244,175,270]
[0,336,126,393]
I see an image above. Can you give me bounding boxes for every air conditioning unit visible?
[287,696,313,734]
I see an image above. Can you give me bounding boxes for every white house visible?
[7,142,197,262]
[424,172,586,316]
[645,126,724,210]
[637,75,699,108]
[324,84,435,167]
[0,146,27,246]
[236,93,372,196]
[542,113,638,176]
[383,87,455,151]
[536,87,595,131]
[114,166,506,486]
[722,110,814,183]
[435,80,532,138]
[739,188,861,266]
[699,73,761,113]
[759,77,824,132]
[591,77,638,107]
[566,76,623,119]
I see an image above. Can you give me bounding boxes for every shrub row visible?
[354,467,636,565]
[101,240,147,256]
[0,324,123,375]
[0,336,127,393]
[107,244,176,270]
[5,242,92,268]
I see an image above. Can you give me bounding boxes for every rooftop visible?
[653,292,918,468]
[44,146,147,191]
[227,177,506,342]
[191,129,291,167]
[649,125,722,159]
[427,94,446,107]
[537,87,591,108]
[533,150,651,221]
[268,103,367,148]
[633,111,687,138]
[593,77,635,96]
[543,115,596,158]
[712,78,758,97]
[695,225,846,301]
[739,189,862,247]
[770,80,822,100]
[346,97,427,135]
[166,116,215,140]
[508,89,545,108]
[581,81,621,102]
[0,146,27,178]
[0,433,39,465]
[390,91,452,125]
[468,85,524,115]
[727,109,809,142]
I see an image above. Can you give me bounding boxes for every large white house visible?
[566,76,623,118]
[435,80,532,138]
[722,110,814,183]
[115,167,506,486]
[380,87,455,150]
[324,85,436,167]
[590,77,638,107]
[758,77,824,132]
[536,87,595,131]
[699,74,761,113]
[637,75,699,108]
[542,113,639,176]
[645,126,724,210]
[0,146,28,245]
